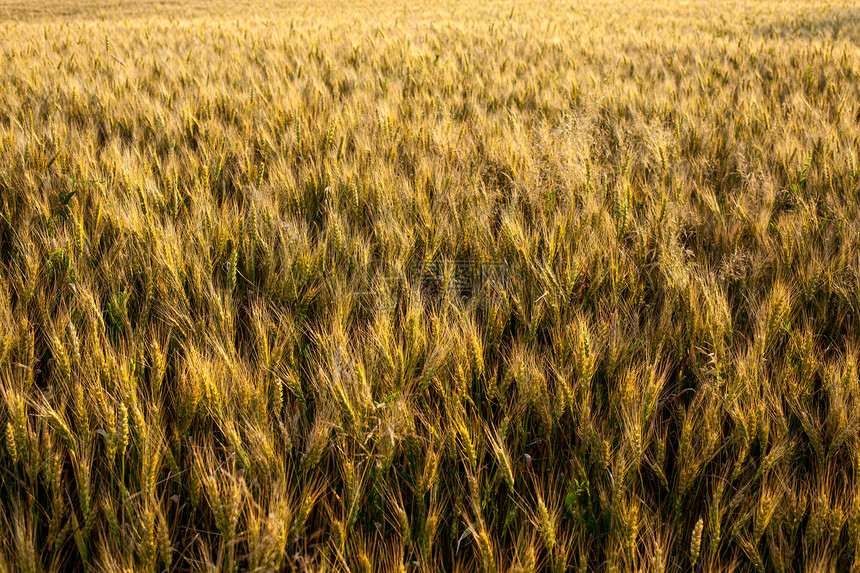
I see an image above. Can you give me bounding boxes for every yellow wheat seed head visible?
[690,517,704,569]
[5,422,18,464]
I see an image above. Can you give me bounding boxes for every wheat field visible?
[1,0,860,571]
